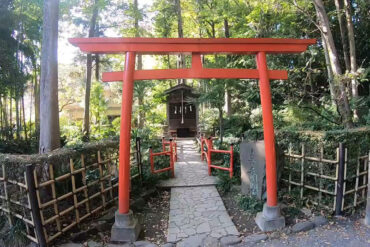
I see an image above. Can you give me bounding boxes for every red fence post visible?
[201,137,204,161]
[230,144,234,178]
[118,51,136,214]
[169,139,175,178]
[207,137,213,175]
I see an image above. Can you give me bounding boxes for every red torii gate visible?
[70,37,315,241]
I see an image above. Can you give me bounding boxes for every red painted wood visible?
[69,37,316,54]
[119,52,136,214]
[102,68,288,81]
[257,51,278,207]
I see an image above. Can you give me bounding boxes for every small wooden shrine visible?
[165,84,198,137]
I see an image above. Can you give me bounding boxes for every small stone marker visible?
[240,140,266,199]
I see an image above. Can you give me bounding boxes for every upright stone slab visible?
[364,168,370,226]
[240,140,266,200]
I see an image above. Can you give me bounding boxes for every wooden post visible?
[118,51,136,214]
[26,164,47,247]
[335,143,345,215]
[256,51,278,207]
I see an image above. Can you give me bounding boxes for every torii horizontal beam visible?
[102,52,288,82]
[69,37,316,54]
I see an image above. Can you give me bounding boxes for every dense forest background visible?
[0,0,369,154]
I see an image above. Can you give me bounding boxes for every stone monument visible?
[240,140,266,200]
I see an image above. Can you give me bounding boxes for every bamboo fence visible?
[282,143,369,214]
[0,138,143,246]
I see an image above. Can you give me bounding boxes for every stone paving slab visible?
[158,139,218,188]
[167,186,239,243]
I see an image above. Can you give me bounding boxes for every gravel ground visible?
[247,216,370,247]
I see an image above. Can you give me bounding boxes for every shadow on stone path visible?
[160,138,240,246]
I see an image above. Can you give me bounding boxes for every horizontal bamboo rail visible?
[0,138,144,246]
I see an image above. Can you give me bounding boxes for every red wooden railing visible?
[149,138,177,177]
[201,136,234,178]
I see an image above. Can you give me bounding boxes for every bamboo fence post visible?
[25,164,47,247]
[300,144,305,199]
[49,164,62,232]
[98,151,106,208]
[319,145,323,206]
[335,143,345,216]
[1,163,13,225]
[69,159,80,223]
[81,154,91,214]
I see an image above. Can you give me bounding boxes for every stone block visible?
[111,210,141,243]
[255,203,285,232]
[291,221,315,233]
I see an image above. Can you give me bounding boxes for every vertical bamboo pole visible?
[49,164,62,232]
[319,145,323,206]
[98,151,106,208]
[69,159,80,223]
[2,163,13,225]
[81,154,90,214]
[335,143,345,215]
[300,144,305,199]
[26,164,47,247]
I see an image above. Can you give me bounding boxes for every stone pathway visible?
[158,139,217,188]
[161,139,239,245]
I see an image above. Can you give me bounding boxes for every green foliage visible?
[237,195,263,214]
[216,170,238,193]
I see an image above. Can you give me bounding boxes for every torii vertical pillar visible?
[255,52,285,231]
[111,51,141,242]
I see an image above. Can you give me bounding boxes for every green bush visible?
[237,194,263,214]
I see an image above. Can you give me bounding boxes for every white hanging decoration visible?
[185,106,187,114]
[190,105,192,112]
[174,106,177,114]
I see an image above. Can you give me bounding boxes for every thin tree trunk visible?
[39,0,60,153]
[224,18,232,117]
[16,98,20,139]
[175,0,186,85]
[22,95,27,141]
[344,0,359,120]
[9,95,13,139]
[34,69,40,137]
[218,106,223,143]
[3,96,9,139]
[313,0,353,128]
[334,0,350,72]
[83,0,99,141]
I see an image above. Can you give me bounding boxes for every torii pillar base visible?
[111,210,141,243]
[255,203,285,232]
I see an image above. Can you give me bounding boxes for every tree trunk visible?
[83,0,99,141]
[334,0,350,72]
[344,0,359,119]
[224,18,232,117]
[9,95,12,139]
[22,95,28,141]
[175,0,186,85]
[15,98,20,139]
[218,106,223,144]
[39,0,60,153]
[313,0,353,128]
[34,69,40,138]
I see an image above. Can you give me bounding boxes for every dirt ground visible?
[219,187,261,237]
[140,189,170,245]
